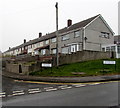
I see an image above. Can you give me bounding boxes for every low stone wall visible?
[59,51,112,65]
[5,62,41,75]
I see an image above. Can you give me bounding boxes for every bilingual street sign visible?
[103,61,116,65]
[42,63,52,67]
[103,60,116,71]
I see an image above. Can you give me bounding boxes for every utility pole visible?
[55,2,59,67]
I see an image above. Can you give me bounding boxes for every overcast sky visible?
[0,0,119,52]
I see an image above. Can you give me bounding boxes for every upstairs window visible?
[61,34,70,41]
[45,40,49,44]
[51,38,56,43]
[100,32,110,39]
[74,31,80,38]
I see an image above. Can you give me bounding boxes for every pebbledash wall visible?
[59,51,113,65]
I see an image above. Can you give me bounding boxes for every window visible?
[41,49,46,55]
[51,38,56,43]
[28,45,32,49]
[111,46,115,52]
[61,34,70,41]
[45,40,49,44]
[71,45,76,52]
[74,31,80,38]
[102,48,105,52]
[61,47,69,54]
[51,49,56,54]
[106,47,110,51]
[100,32,110,38]
[117,46,120,54]
[40,42,43,47]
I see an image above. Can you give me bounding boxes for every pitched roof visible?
[4,14,100,53]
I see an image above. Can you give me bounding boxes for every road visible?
[1,76,119,107]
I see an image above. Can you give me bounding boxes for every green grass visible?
[29,58,120,77]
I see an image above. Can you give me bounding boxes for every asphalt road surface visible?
[1,76,119,107]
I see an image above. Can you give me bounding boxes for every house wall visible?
[58,29,83,53]
[85,17,114,51]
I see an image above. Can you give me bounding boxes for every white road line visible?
[73,84,86,88]
[0,95,6,98]
[28,88,40,91]
[45,88,57,92]
[89,83,100,86]
[13,90,24,93]
[58,85,72,89]
[0,92,6,98]
[12,92,25,96]
[29,90,41,94]
[0,92,5,95]
[60,86,72,90]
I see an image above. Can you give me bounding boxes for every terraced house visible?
[3,14,114,57]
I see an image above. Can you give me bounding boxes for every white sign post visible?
[42,63,52,67]
[103,60,116,71]
[103,61,116,65]
[41,63,52,73]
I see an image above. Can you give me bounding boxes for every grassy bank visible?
[30,59,120,77]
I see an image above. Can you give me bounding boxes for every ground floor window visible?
[117,46,120,54]
[61,47,69,54]
[41,49,46,55]
[51,49,56,54]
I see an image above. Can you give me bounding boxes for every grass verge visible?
[29,58,120,77]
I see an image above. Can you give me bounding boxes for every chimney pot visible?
[24,39,26,43]
[39,32,42,38]
[67,19,72,27]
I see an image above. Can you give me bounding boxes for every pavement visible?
[1,69,120,83]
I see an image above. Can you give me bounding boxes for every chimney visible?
[9,47,11,50]
[39,32,42,38]
[67,19,72,27]
[24,39,26,43]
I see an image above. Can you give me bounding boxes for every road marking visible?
[58,85,72,90]
[14,80,120,85]
[13,90,24,93]
[28,88,40,91]
[0,92,5,95]
[12,92,25,96]
[29,90,41,94]
[73,84,86,88]
[12,90,25,96]
[28,88,41,94]
[45,88,57,92]
[0,92,6,98]
[88,83,100,86]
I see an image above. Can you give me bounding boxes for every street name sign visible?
[42,63,52,67]
[103,61,116,65]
